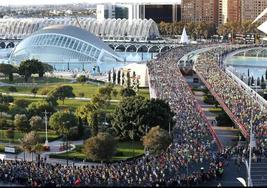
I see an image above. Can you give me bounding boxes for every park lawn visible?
[0,130,60,144]
[0,76,67,84]
[12,96,44,103]
[11,96,119,113]
[0,86,33,94]
[137,88,150,99]
[49,141,144,162]
[36,83,149,100]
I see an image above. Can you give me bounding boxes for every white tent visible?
[180,27,189,44]
[258,20,267,34]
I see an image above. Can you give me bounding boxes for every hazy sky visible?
[0,0,181,6]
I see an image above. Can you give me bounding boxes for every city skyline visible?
[0,0,181,6]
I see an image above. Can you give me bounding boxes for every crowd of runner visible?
[0,45,227,187]
[0,44,265,187]
[194,45,267,155]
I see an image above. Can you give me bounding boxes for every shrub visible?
[78,92,85,97]
[39,88,51,95]
[143,126,171,154]
[14,99,30,108]
[83,132,117,161]
[8,86,17,92]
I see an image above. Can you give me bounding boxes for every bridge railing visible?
[225,69,267,109]
[195,70,250,140]
[187,85,224,152]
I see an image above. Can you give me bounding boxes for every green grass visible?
[0,76,67,84]
[49,141,144,162]
[0,86,33,94]
[0,130,60,144]
[1,80,149,100]
[208,108,223,113]
[137,88,150,99]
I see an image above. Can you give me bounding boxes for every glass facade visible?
[9,25,120,71]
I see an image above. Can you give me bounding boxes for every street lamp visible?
[63,120,70,166]
[144,124,148,154]
[43,110,49,150]
[246,110,255,187]
[130,121,136,157]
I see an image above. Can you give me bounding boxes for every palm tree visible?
[19,131,40,161]
[33,143,44,162]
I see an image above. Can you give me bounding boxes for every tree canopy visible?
[0,64,17,81]
[112,96,147,141]
[27,101,56,117]
[18,59,54,82]
[112,96,175,141]
[49,111,78,136]
[14,114,30,133]
[83,132,117,161]
[48,85,75,104]
[120,87,136,97]
[143,126,171,154]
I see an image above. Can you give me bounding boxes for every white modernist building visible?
[0,17,160,42]
[9,25,122,68]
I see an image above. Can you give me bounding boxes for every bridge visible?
[233,47,267,58]
[0,38,180,53]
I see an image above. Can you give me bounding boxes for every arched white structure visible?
[0,17,160,42]
[9,25,122,66]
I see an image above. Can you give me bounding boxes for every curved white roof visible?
[35,25,117,56]
[0,17,160,42]
[9,25,121,65]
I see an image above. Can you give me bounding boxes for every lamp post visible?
[145,124,148,154]
[43,110,49,150]
[246,110,255,187]
[63,120,70,166]
[130,121,136,158]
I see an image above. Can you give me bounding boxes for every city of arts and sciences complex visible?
[0,0,266,187]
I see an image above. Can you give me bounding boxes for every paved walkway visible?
[0,91,120,102]
[1,138,102,167]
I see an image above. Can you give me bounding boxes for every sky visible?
[0,0,181,6]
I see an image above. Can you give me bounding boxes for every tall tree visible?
[120,87,136,97]
[14,114,30,133]
[117,70,121,85]
[108,70,111,82]
[144,99,175,132]
[112,69,116,84]
[112,96,147,141]
[126,71,131,87]
[27,101,55,117]
[0,64,17,81]
[0,104,8,118]
[143,126,171,154]
[76,102,100,136]
[19,131,40,161]
[48,85,75,104]
[49,111,78,136]
[18,59,45,81]
[84,132,117,161]
[29,115,44,131]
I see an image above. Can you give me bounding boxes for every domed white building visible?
[9,25,122,70]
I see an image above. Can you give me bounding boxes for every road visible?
[0,91,120,102]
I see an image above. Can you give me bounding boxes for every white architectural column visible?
[172,4,177,22]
